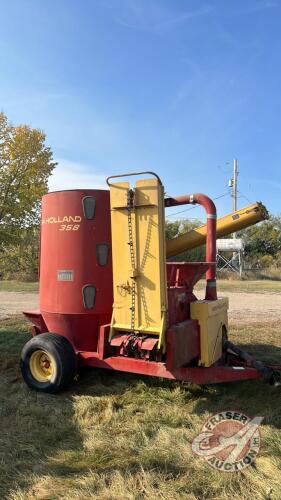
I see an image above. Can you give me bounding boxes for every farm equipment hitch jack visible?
[225,340,281,387]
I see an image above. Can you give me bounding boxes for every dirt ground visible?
[0,289,280,323]
[0,292,39,320]
[197,289,281,324]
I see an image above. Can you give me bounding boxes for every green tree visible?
[165,218,205,262]
[0,112,56,279]
[0,112,56,241]
[0,227,39,280]
[239,215,281,267]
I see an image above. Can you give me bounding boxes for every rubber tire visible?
[20,333,77,393]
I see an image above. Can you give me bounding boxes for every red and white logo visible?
[192,410,263,472]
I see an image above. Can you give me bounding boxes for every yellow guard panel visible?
[190,298,228,367]
[109,178,167,347]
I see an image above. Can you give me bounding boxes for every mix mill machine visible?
[20,172,281,392]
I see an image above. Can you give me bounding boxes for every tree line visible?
[0,112,56,279]
[165,217,281,271]
[0,112,280,280]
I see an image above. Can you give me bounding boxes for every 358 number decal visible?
[59,224,80,231]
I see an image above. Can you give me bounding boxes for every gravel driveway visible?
[0,289,280,323]
[0,292,39,320]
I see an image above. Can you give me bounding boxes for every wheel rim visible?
[29,350,55,382]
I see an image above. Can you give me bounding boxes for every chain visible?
[127,188,136,335]
[125,187,155,359]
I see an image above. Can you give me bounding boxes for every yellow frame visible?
[109,177,168,349]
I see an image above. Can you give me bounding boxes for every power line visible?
[165,192,230,218]
[237,189,253,205]
[217,162,232,174]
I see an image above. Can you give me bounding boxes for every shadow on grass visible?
[235,342,281,364]
[1,318,185,497]
[0,317,280,498]
[0,318,84,498]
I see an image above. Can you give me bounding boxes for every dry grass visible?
[0,281,38,293]
[0,316,280,499]
[1,278,281,295]
[196,279,281,293]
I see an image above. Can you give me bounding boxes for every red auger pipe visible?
[165,194,217,300]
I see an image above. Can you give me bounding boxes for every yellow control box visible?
[190,298,228,367]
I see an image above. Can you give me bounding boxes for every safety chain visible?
[125,187,154,359]
[127,188,136,336]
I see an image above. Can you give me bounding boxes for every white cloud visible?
[114,3,213,33]
[48,159,108,192]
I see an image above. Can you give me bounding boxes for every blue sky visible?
[1,0,281,219]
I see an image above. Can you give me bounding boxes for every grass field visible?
[195,279,281,294]
[1,278,281,294]
[0,315,280,499]
[0,281,38,293]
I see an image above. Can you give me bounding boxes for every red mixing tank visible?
[39,189,113,352]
